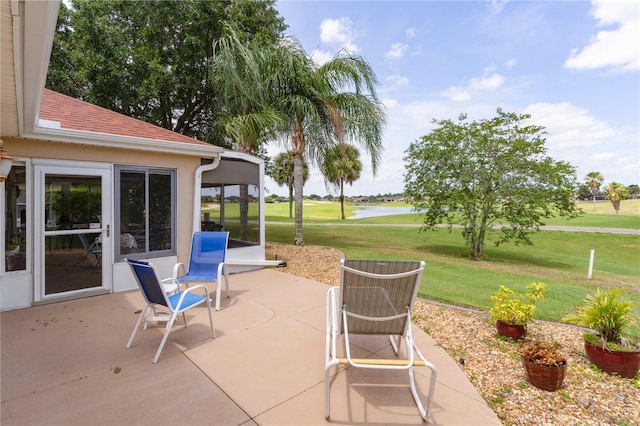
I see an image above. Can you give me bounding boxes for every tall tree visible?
[584,171,604,214]
[265,42,386,245]
[604,182,629,215]
[47,3,85,99]
[320,144,362,219]
[209,25,283,239]
[404,109,581,260]
[272,151,309,218]
[46,0,286,143]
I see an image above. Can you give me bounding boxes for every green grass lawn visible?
[264,199,640,339]
[265,199,640,229]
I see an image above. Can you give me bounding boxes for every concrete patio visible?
[1,268,501,425]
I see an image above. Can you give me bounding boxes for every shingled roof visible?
[39,89,210,146]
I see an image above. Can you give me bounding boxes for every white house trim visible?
[22,126,224,158]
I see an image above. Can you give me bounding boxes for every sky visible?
[264,0,639,198]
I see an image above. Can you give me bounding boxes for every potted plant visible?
[563,288,640,378]
[489,282,547,340]
[519,340,567,391]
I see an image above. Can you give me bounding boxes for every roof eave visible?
[22,0,60,134]
[23,126,223,158]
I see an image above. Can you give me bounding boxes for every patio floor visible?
[1,268,501,425]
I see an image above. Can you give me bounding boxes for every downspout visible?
[193,158,221,234]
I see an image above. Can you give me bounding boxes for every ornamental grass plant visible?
[562,288,638,350]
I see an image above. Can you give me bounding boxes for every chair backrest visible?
[126,259,169,308]
[340,259,425,336]
[188,231,229,276]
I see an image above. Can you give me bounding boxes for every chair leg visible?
[324,287,340,419]
[408,337,437,422]
[223,268,231,298]
[214,280,222,311]
[126,305,149,349]
[206,297,216,338]
[324,365,331,418]
[324,358,340,419]
[153,312,179,364]
[389,334,403,355]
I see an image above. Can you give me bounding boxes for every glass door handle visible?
[106,224,110,237]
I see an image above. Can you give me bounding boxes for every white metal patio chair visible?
[125,258,215,363]
[325,259,437,422]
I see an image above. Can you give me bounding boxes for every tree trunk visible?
[292,123,305,246]
[239,184,248,240]
[472,226,485,260]
[339,179,345,220]
[237,142,251,240]
[288,185,294,218]
[612,200,620,214]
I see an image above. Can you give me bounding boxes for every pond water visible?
[348,205,417,219]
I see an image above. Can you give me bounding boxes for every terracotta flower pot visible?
[521,357,567,391]
[495,320,527,340]
[584,341,640,378]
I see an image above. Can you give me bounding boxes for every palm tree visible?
[584,172,604,214]
[320,144,362,219]
[209,25,282,239]
[266,40,386,245]
[604,182,629,215]
[272,151,309,218]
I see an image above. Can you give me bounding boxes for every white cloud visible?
[405,27,418,38]
[488,0,509,15]
[385,43,409,60]
[442,71,505,102]
[469,73,505,91]
[310,49,334,66]
[524,102,615,150]
[386,74,409,89]
[564,0,640,72]
[382,98,398,109]
[522,102,638,185]
[319,17,359,53]
[592,152,617,161]
[442,86,472,102]
[505,58,518,69]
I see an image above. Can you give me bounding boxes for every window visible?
[5,165,27,272]
[115,166,176,259]
[200,157,262,248]
[201,183,261,247]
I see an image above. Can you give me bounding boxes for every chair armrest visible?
[161,276,181,292]
[173,284,211,311]
[173,262,186,280]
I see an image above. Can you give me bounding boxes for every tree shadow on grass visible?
[415,243,575,272]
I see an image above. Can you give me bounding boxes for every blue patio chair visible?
[125,258,215,363]
[325,259,437,422]
[173,231,230,311]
